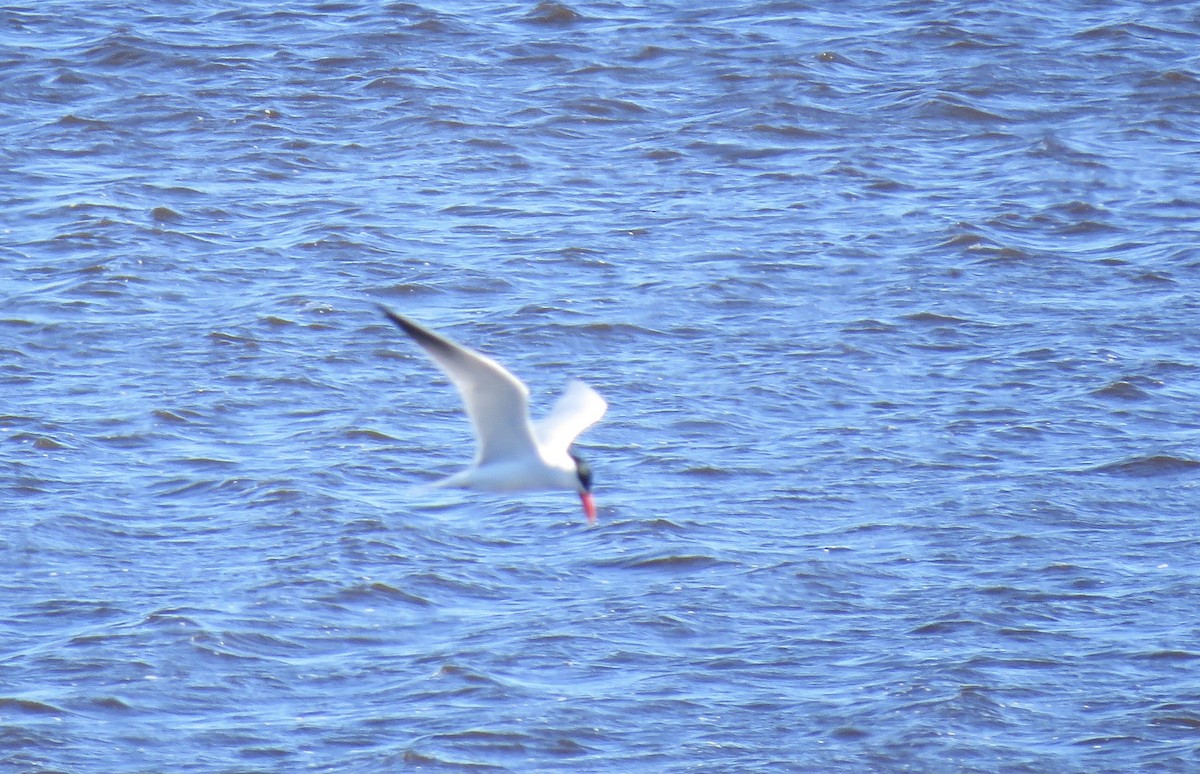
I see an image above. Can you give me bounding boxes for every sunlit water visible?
[3,2,1199,770]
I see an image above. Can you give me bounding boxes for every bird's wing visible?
[381,308,540,465]
[533,379,607,456]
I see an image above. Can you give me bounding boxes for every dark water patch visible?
[751,123,826,140]
[87,696,136,713]
[53,114,112,130]
[1056,219,1119,236]
[1148,359,1200,377]
[149,205,183,223]
[328,581,434,608]
[900,311,972,325]
[829,725,870,740]
[939,230,987,249]
[0,697,67,717]
[406,572,509,603]
[552,320,674,339]
[190,631,282,663]
[422,728,531,755]
[240,746,292,761]
[150,477,226,498]
[207,331,260,348]
[597,553,731,572]
[682,465,733,479]
[344,427,398,442]
[1131,271,1176,284]
[101,432,157,450]
[1151,714,1200,729]
[997,627,1077,641]
[563,97,649,118]
[152,408,202,424]
[28,598,123,622]
[686,140,795,162]
[177,456,240,470]
[1091,455,1200,478]
[1135,650,1200,662]
[915,95,1011,124]
[1070,734,1145,748]
[521,1,585,26]
[400,748,509,769]
[1028,134,1106,167]
[911,619,984,635]
[1091,378,1157,400]
[429,662,506,689]
[843,318,898,334]
[208,630,308,660]
[816,50,859,65]
[9,432,71,451]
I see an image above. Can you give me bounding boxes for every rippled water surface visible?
[4,1,1200,771]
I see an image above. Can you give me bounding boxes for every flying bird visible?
[379,307,607,523]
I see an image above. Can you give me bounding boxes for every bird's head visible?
[570,452,596,524]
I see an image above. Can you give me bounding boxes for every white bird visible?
[380,307,608,523]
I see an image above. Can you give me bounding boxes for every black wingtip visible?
[378,304,421,338]
[376,304,404,327]
[377,305,459,358]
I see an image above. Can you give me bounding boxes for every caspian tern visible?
[380,307,608,523]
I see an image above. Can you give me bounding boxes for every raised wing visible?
[534,379,607,456]
[380,308,540,465]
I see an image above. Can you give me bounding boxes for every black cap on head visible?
[570,452,592,492]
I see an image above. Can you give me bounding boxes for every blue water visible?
[3,1,1200,771]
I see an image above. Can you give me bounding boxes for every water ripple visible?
[4,1,1200,771]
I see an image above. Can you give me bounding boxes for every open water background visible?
[3,1,1200,771]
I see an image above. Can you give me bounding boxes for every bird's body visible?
[379,307,606,522]
[433,457,579,492]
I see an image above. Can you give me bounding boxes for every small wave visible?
[751,123,826,140]
[0,697,67,716]
[682,465,732,479]
[177,456,239,470]
[686,139,793,162]
[1056,219,1119,235]
[816,50,859,65]
[432,662,504,687]
[1091,379,1154,400]
[900,311,970,325]
[344,427,399,442]
[842,318,898,334]
[917,95,1010,123]
[10,432,71,450]
[152,408,200,424]
[402,748,506,767]
[329,581,434,607]
[149,205,183,223]
[600,553,729,571]
[521,1,585,26]
[376,282,444,297]
[1137,650,1200,664]
[911,618,981,635]
[1133,272,1176,284]
[563,97,649,118]
[90,696,134,712]
[427,728,532,746]
[97,432,152,449]
[1092,455,1200,477]
[55,114,111,130]
[207,330,259,348]
[1151,715,1200,729]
